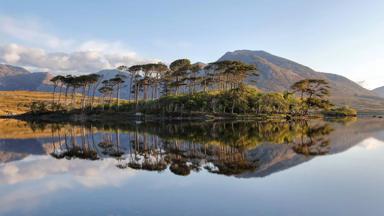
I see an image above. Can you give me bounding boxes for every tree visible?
[291,79,331,115]
[117,65,139,101]
[88,74,102,109]
[62,75,74,107]
[140,64,155,101]
[187,63,203,94]
[98,83,114,110]
[50,76,62,105]
[109,74,126,110]
[160,70,174,96]
[204,61,257,90]
[69,76,83,109]
[56,75,66,104]
[77,75,90,110]
[169,59,191,95]
[152,63,169,99]
[129,65,143,106]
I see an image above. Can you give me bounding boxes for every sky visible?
[0,0,383,89]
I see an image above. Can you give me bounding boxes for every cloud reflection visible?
[358,138,384,150]
[0,155,136,214]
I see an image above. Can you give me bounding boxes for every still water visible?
[0,118,383,216]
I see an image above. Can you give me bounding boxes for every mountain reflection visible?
[34,120,335,176]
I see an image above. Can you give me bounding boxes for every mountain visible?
[0,72,53,91]
[219,50,384,111]
[0,64,30,77]
[0,64,53,91]
[373,86,384,98]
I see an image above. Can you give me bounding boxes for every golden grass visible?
[0,90,124,115]
[0,91,55,115]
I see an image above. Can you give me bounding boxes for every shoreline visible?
[1,110,360,125]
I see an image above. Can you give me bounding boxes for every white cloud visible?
[0,16,155,74]
[0,43,152,74]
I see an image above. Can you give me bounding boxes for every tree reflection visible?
[292,122,333,156]
[43,120,334,176]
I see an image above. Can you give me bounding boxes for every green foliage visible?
[30,101,50,114]
[323,106,357,117]
[290,79,332,114]
[119,84,308,115]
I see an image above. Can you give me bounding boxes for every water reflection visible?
[1,118,384,178]
[23,120,336,176]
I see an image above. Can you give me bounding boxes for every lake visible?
[0,118,383,216]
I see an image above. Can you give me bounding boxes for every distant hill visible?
[0,72,53,91]
[0,64,30,77]
[0,64,53,91]
[219,50,384,112]
[373,86,384,98]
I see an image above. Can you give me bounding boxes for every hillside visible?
[219,50,384,112]
[0,72,53,91]
[0,64,53,91]
[373,86,384,98]
[0,64,30,77]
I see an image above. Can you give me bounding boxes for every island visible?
[7,59,356,123]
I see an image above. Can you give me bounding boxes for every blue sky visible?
[0,0,383,89]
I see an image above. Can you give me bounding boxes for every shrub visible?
[30,101,50,114]
[323,106,357,117]
[117,84,342,116]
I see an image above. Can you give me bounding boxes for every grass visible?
[0,91,55,115]
[0,90,124,116]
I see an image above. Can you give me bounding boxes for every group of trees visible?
[117,59,258,105]
[49,59,258,111]
[290,79,332,115]
[48,57,336,116]
[50,73,130,111]
[120,80,332,116]
[50,74,102,110]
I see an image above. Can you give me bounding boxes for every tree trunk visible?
[58,84,63,104]
[144,85,147,101]
[52,86,57,105]
[71,88,76,109]
[116,84,120,111]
